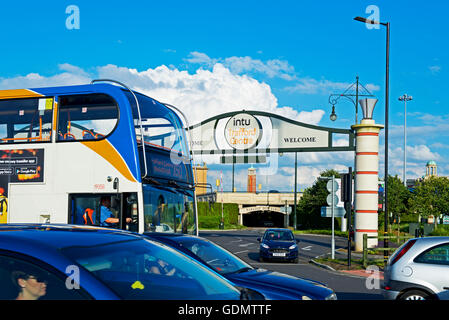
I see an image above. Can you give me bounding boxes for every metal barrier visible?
[362,234,413,268]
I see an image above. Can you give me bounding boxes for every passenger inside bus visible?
[148,195,165,232]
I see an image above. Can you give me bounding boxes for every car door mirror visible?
[296,239,300,243]
[257,237,261,242]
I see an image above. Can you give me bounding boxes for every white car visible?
[155,223,174,233]
[383,237,449,300]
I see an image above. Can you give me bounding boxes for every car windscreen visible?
[263,230,294,241]
[177,238,253,275]
[61,238,240,300]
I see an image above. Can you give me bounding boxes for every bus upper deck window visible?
[0,97,53,144]
[57,94,118,142]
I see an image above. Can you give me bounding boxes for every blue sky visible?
[0,0,448,191]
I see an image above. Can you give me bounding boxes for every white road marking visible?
[234,250,249,255]
[238,243,255,247]
[301,246,312,251]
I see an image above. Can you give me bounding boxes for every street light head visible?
[330,105,337,121]
[399,94,413,101]
[354,16,378,24]
[354,16,367,23]
[354,16,384,26]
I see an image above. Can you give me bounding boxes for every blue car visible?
[258,228,299,263]
[0,224,246,300]
[144,232,337,300]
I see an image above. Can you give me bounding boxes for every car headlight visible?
[289,244,297,250]
[302,295,312,300]
[261,243,269,249]
[325,293,338,300]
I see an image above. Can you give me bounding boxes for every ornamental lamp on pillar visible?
[351,98,384,251]
[359,98,378,120]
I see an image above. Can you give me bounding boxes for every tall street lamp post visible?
[399,94,412,187]
[354,16,390,262]
[293,152,298,230]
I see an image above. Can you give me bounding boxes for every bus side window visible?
[57,94,118,142]
[0,98,53,144]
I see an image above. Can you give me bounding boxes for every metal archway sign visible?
[187,110,355,155]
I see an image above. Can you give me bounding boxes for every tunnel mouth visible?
[242,210,285,228]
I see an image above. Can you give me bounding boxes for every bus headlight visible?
[261,243,269,249]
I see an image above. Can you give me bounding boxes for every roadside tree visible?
[296,169,340,230]
[408,176,449,220]
[385,175,410,223]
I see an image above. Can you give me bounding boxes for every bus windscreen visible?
[125,91,192,184]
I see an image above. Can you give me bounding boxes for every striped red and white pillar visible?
[351,119,384,251]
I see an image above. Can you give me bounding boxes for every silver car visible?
[383,236,449,300]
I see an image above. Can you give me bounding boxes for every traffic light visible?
[378,183,384,211]
[341,173,352,203]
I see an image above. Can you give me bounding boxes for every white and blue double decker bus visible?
[0,80,197,235]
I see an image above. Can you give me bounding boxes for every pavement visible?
[310,258,384,279]
[341,269,384,279]
[310,248,385,280]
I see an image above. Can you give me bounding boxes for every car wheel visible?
[292,258,299,264]
[259,256,264,262]
[399,290,431,300]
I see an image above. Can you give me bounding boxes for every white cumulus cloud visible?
[185,51,296,80]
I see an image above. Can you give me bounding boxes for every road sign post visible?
[219,171,224,229]
[326,176,339,260]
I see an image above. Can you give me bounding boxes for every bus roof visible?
[0,83,161,105]
[0,83,183,128]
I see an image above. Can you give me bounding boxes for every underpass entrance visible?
[240,206,286,228]
[242,210,285,228]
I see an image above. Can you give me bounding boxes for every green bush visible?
[197,202,239,228]
[429,225,449,236]
[198,215,221,229]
